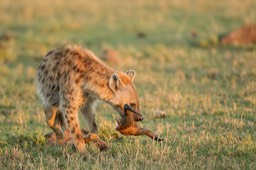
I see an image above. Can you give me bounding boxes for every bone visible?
[154,110,167,119]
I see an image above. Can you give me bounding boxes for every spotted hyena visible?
[36,45,143,153]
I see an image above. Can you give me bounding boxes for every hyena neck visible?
[83,62,115,102]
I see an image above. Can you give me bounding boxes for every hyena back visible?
[36,45,141,153]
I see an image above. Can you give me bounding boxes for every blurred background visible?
[0,0,255,169]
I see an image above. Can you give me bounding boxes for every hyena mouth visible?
[124,104,144,121]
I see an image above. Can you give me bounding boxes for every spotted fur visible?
[36,45,140,153]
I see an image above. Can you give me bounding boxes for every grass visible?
[0,0,256,169]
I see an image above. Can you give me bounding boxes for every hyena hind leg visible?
[56,110,68,131]
[44,106,64,142]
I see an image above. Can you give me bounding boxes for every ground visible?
[0,0,255,169]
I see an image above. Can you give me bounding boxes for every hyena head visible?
[108,70,143,121]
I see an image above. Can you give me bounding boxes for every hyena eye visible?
[130,103,136,108]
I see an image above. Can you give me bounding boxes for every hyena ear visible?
[126,70,136,81]
[109,73,123,92]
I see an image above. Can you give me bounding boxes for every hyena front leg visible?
[81,99,108,151]
[62,102,86,154]
[44,106,64,143]
[81,99,98,134]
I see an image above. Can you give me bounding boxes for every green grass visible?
[0,0,256,169]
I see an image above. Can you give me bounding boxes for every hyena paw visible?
[76,141,86,154]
